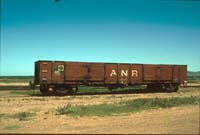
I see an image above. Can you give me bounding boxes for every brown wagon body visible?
[34,60,187,95]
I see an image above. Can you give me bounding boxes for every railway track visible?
[0,87,199,99]
[0,87,199,120]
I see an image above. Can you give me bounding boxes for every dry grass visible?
[0,85,199,134]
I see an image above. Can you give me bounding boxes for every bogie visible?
[40,84,78,96]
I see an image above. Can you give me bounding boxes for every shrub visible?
[56,96,200,117]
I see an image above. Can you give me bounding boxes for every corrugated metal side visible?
[173,66,179,82]
[179,65,187,83]
[105,64,118,84]
[65,62,87,81]
[51,62,65,84]
[118,64,130,84]
[87,63,104,81]
[130,64,143,83]
[159,65,173,81]
[35,60,187,86]
[143,65,157,81]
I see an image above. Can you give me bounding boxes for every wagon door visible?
[143,65,157,81]
[130,64,143,84]
[52,62,65,84]
[159,65,173,81]
[87,63,104,82]
[65,62,87,82]
[118,64,130,84]
[173,66,179,82]
[105,64,118,84]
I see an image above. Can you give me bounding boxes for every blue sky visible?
[1,0,200,76]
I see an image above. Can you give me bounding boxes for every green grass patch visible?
[28,107,41,113]
[78,86,109,93]
[3,125,21,130]
[10,112,36,121]
[187,80,200,83]
[56,96,200,117]
[77,85,145,94]
[0,76,33,83]
[1,111,37,121]
[10,90,41,96]
[0,113,6,120]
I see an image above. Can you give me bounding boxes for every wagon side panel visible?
[173,65,179,83]
[179,65,187,83]
[64,62,87,81]
[159,65,173,81]
[87,63,104,81]
[118,64,130,84]
[143,64,157,81]
[51,62,65,84]
[105,64,118,84]
[130,64,143,83]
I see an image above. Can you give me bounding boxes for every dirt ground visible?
[0,83,29,86]
[0,87,199,134]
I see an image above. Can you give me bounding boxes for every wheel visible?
[162,83,179,92]
[40,84,56,96]
[172,84,179,92]
[55,88,69,96]
[55,86,78,96]
[147,84,162,92]
[68,87,78,95]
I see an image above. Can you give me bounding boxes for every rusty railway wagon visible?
[34,60,187,95]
